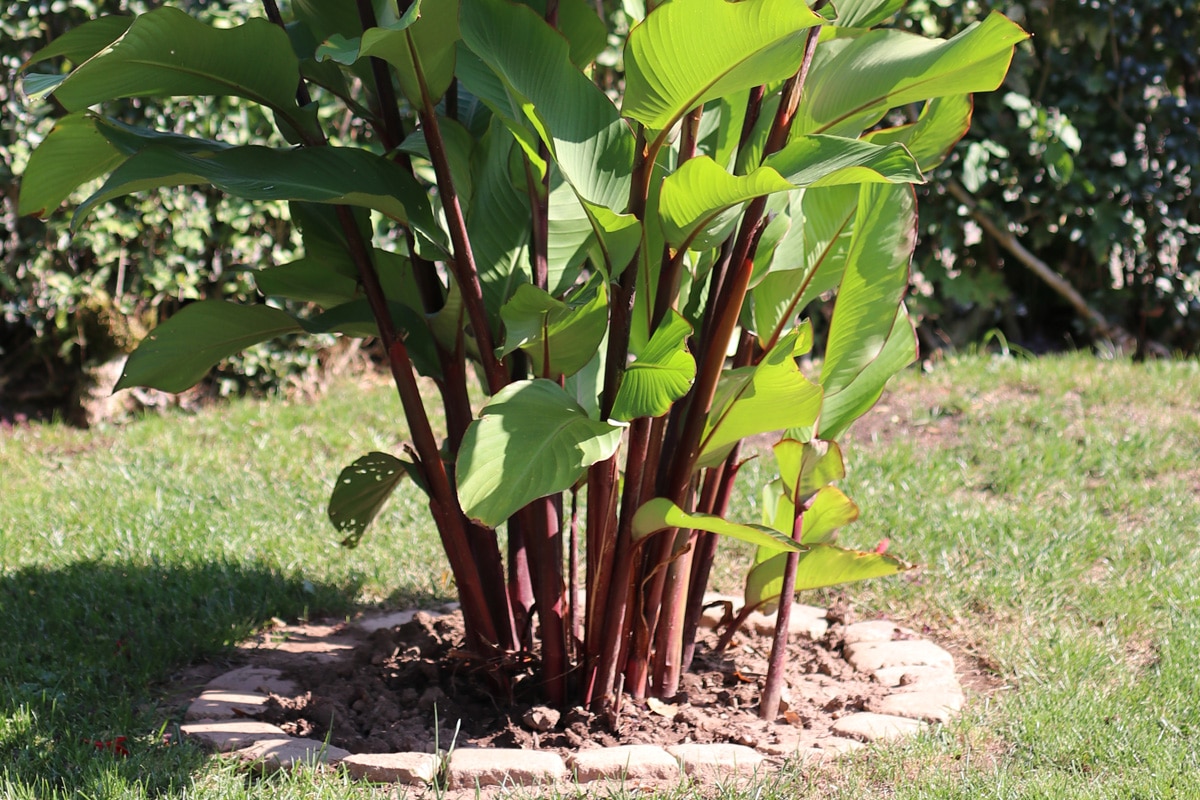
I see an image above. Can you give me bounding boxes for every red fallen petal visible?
[874,538,890,554]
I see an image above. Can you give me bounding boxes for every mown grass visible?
[2,354,1199,798]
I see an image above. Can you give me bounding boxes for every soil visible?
[242,606,904,759]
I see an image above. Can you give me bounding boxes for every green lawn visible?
[3,354,1199,798]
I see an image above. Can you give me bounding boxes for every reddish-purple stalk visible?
[758,506,805,719]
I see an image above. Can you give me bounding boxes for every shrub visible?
[18,0,1023,711]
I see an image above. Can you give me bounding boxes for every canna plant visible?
[18,0,1025,716]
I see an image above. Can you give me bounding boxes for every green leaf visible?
[763,134,924,188]
[399,116,476,207]
[623,0,822,135]
[73,144,445,251]
[745,544,910,609]
[583,201,642,276]
[498,276,609,379]
[329,452,419,548]
[819,182,916,401]
[611,311,696,421]
[254,258,361,307]
[819,304,917,440]
[115,301,302,393]
[800,486,859,544]
[830,0,905,29]
[468,122,532,320]
[773,439,845,506]
[456,380,623,527]
[519,0,609,66]
[17,113,124,217]
[317,0,460,105]
[21,16,133,69]
[631,497,804,552]
[697,330,823,469]
[795,12,1029,136]
[461,0,634,210]
[42,7,303,118]
[658,156,793,250]
[864,94,974,172]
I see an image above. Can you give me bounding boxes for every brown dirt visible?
[235,608,912,759]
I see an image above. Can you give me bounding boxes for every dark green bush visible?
[1,0,331,419]
[898,0,1199,353]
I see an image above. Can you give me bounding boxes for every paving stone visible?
[238,736,350,772]
[182,719,289,752]
[568,745,681,783]
[747,603,830,640]
[342,752,439,783]
[873,689,965,724]
[666,743,765,778]
[841,620,916,645]
[205,666,298,696]
[831,712,926,743]
[813,736,867,754]
[873,664,960,688]
[844,639,954,673]
[185,690,271,721]
[355,609,419,634]
[448,748,567,788]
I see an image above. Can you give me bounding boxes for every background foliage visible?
[898,0,1200,353]
[1,0,328,421]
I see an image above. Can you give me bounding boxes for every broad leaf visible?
[763,135,924,188]
[519,0,609,67]
[468,122,532,319]
[456,380,623,527]
[632,497,803,552]
[795,12,1029,136]
[820,304,917,439]
[773,439,845,506]
[73,144,445,251]
[697,331,823,468]
[611,311,695,421]
[801,486,859,544]
[316,0,459,105]
[623,0,822,136]
[17,112,124,217]
[819,182,916,398]
[254,258,361,308]
[831,0,905,29]
[864,94,974,172]
[498,277,609,379]
[329,452,419,548]
[115,301,302,393]
[22,16,132,68]
[37,7,302,119]
[745,544,910,610]
[658,156,793,250]
[461,0,634,211]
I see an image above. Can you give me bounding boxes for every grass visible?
[3,354,1200,798]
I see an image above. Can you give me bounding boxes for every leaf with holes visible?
[329,452,421,548]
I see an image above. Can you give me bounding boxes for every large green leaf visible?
[795,12,1028,136]
[34,7,302,119]
[316,0,459,105]
[763,134,924,188]
[830,0,905,29]
[22,16,133,68]
[864,94,974,172]
[72,144,445,251]
[631,497,803,552]
[519,0,608,67]
[498,277,609,379]
[745,544,910,610]
[819,304,917,440]
[622,0,822,135]
[773,439,845,506]
[461,0,634,211]
[658,156,793,251]
[329,452,420,548]
[17,113,124,217]
[697,331,823,468]
[819,182,916,396]
[114,301,302,393]
[468,122,532,319]
[254,258,362,308]
[456,380,623,527]
[610,311,696,421]
[749,186,859,347]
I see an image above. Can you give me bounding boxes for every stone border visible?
[181,602,965,789]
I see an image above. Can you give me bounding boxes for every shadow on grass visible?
[0,558,359,797]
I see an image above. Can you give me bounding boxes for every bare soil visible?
[241,606,905,759]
